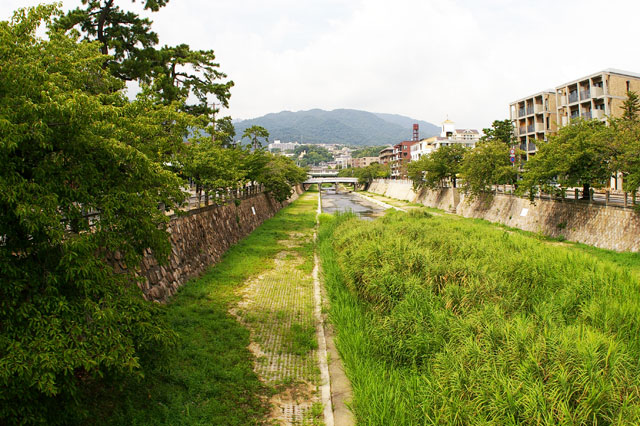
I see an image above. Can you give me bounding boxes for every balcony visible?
[535,122,545,132]
[529,142,537,151]
[582,111,592,120]
[519,126,526,135]
[580,89,591,101]
[527,124,535,133]
[568,92,579,103]
[518,108,526,117]
[592,86,604,97]
[534,104,544,113]
[593,109,605,119]
[519,143,527,151]
[562,116,569,126]
[559,95,567,105]
[526,107,534,115]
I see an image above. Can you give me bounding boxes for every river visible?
[320,186,387,220]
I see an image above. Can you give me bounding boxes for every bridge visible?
[302,177,359,191]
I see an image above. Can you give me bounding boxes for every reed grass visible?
[318,210,640,425]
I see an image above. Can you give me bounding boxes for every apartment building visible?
[351,156,379,168]
[555,69,640,127]
[379,146,394,165]
[509,91,557,160]
[391,141,417,178]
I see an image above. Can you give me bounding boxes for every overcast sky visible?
[4,0,640,130]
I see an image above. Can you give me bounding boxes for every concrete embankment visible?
[109,187,303,302]
[368,179,640,252]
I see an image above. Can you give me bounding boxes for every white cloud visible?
[4,0,640,131]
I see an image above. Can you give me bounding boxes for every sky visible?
[4,0,640,130]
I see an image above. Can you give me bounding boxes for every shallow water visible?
[320,187,386,220]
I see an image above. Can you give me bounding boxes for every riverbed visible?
[320,187,386,220]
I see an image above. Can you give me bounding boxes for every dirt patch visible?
[231,231,322,425]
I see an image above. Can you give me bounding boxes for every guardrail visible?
[490,185,639,209]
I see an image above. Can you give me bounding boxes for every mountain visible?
[233,109,440,146]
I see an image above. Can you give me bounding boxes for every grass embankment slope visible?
[91,191,317,425]
[318,209,640,425]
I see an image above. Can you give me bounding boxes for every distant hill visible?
[233,109,440,146]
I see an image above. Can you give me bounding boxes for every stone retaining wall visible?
[368,179,640,252]
[111,188,303,302]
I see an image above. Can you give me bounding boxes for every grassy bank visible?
[318,210,640,425]
[87,191,317,425]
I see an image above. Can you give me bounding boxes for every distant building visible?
[351,156,379,168]
[410,119,479,161]
[379,147,394,165]
[391,140,418,178]
[268,140,300,152]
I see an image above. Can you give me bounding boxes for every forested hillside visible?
[234,109,439,145]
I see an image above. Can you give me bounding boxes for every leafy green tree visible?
[214,115,237,148]
[481,119,514,145]
[54,0,168,81]
[1,6,189,423]
[149,44,234,116]
[459,141,518,197]
[407,145,466,189]
[354,162,389,185]
[610,91,640,194]
[351,145,388,158]
[519,119,611,199]
[256,154,307,202]
[242,125,270,150]
[182,139,244,204]
[621,90,640,122]
[294,144,333,166]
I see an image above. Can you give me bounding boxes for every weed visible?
[318,210,640,425]
[285,324,318,356]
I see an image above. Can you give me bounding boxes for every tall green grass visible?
[318,210,640,425]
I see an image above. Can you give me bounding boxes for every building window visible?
[627,80,631,92]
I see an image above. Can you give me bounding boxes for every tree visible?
[621,90,640,122]
[54,0,168,81]
[182,139,244,205]
[459,141,518,198]
[0,7,190,423]
[294,144,333,166]
[354,162,389,186]
[242,125,270,150]
[518,119,612,200]
[351,145,388,158]
[214,116,237,148]
[148,44,234,117]
[256,154,307,202]
[407,145,466,189]
[610,91,640,194]
[481,119,514,145]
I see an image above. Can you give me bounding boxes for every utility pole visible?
[211,101,220,143]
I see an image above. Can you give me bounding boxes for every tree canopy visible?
[0,6,186,422]
[518,119,612,199]
[407,144,467,189]
[481,119,514,145]
[459,141,518,198]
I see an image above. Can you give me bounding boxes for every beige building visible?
[379,147,394,165]
[510,91,557,160]
[555,69,640,127]
[351,156,379,168]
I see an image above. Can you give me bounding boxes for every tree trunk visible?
[97,0,114,57]
[582,183,590,200]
